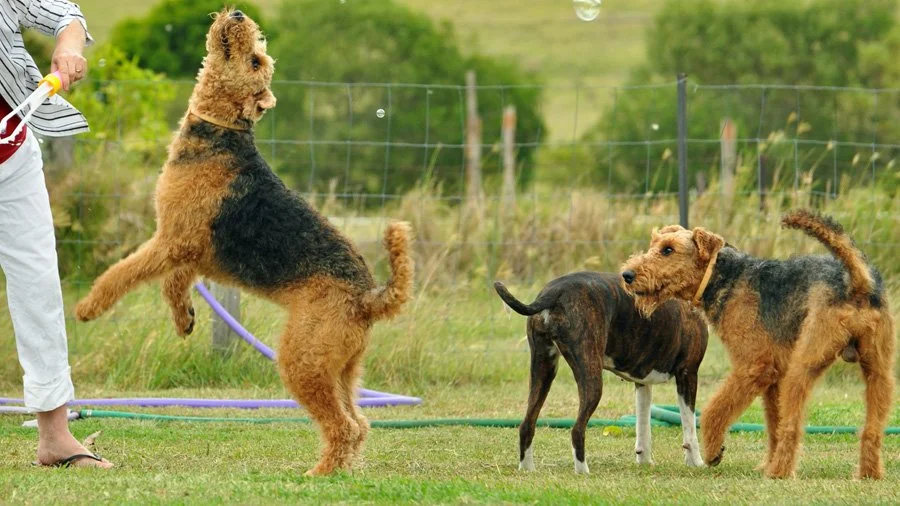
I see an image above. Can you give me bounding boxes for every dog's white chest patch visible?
[602,357,671,385]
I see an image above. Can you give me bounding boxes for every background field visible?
[74,0,660,141]
[2,1,900,504]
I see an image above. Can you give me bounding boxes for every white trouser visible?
[0,130,73,411]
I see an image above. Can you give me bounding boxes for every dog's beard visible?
[633,294,662,319]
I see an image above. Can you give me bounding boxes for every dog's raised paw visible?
[74,299,98,322]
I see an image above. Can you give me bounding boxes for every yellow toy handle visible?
[38,71,63,97]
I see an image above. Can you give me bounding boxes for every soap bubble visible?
[573,0,601,22]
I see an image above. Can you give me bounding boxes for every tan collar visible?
[189,109,249,131]
[692,249,719,307]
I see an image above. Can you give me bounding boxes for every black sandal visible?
[34,453,105,468]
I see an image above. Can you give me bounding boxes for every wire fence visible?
[22,77,900,355]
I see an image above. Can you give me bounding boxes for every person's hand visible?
[51,21,89,91]
[51,47,86,91]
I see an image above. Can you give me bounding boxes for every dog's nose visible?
[622,270,636,285]
[232,10,245,21]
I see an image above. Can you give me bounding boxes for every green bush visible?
[266,0,545,199]
[582,0,900,194]
[109,0,266,78]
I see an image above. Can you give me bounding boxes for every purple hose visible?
[194,282,277,361]
[0,285,423,411]
[0,397,421,408]
[194,282,420,404]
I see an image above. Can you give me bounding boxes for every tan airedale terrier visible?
[74,9,414,476]
[620,209,894,479]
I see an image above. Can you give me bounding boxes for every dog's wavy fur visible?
[74,9,413,476]
[621,209,894,480]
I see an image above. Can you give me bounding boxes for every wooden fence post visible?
[501,105,517,212]
[465,70,483,208]
[720,118,737,198]
[209,281,240,354]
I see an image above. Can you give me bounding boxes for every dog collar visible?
[692,249,719,307]
[189,109,250,131]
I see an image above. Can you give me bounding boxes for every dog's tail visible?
[493,281,552,316]
[781,209,874,300]
[363,221,414,321]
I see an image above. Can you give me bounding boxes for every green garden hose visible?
[650,405,900,435]
[78,407,900,434]
[77,409,668,428]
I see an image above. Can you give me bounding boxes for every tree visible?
[265,0,545,198]
[109,0,266,78]
[583,0,900,194]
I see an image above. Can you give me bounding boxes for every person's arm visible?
[15,0,94,91]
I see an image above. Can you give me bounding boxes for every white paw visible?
[519,446,535,471]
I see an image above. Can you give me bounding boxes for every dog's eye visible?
[251,56,260,70]
[661,246,674,256]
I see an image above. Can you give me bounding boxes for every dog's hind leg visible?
[634,384,653,464]
[162,266,197,337]
[757,382,780,471]
[75,236,173,321]
[855,311,894,480]
[338,347,369,469]
[519,325,559,472]
[765,307,848,479]
[675,371,703,467]
[559,328,604,474]
[278,303,364,476]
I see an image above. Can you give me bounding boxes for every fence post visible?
[209,281,240,354]
[465,70,483,208]
[677,73,689,228]
[501,105,517,212]
[720,117,737,199]
[758,154,768,212]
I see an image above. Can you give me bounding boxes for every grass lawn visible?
[3,381,900,504]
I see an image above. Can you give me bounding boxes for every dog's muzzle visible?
[231,10,245,21]
[621,270,636,285]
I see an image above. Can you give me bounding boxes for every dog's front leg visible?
[75,236,173,321]
[675,372,704,467]
[634,384,653,465]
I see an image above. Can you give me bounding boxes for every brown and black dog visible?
[74,9,413,476]
[621,210,895,479]
[494,272,708,473]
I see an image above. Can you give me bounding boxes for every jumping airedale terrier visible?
[620,209,894,479]
[74,9,414,476]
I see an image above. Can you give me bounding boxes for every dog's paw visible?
[706,445,725,467]
[764,463,795,479]
[173,306,195,337]
[74,298,99,322]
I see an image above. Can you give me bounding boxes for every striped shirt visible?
[0,0,93,137]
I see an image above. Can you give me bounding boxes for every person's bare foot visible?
[34,405,113,468]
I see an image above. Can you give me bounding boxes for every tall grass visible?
[1,178,897,395]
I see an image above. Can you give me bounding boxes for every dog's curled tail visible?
[493,281,550,316]
[781,209,874,299]
[364,221,414,321]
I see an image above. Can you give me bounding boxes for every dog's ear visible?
[691,227,725,263]
[257,88,276,110]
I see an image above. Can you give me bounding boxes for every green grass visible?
[73,0,660,141]
[3,383,900,505]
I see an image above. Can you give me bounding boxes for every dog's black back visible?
[496,271,707,381]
